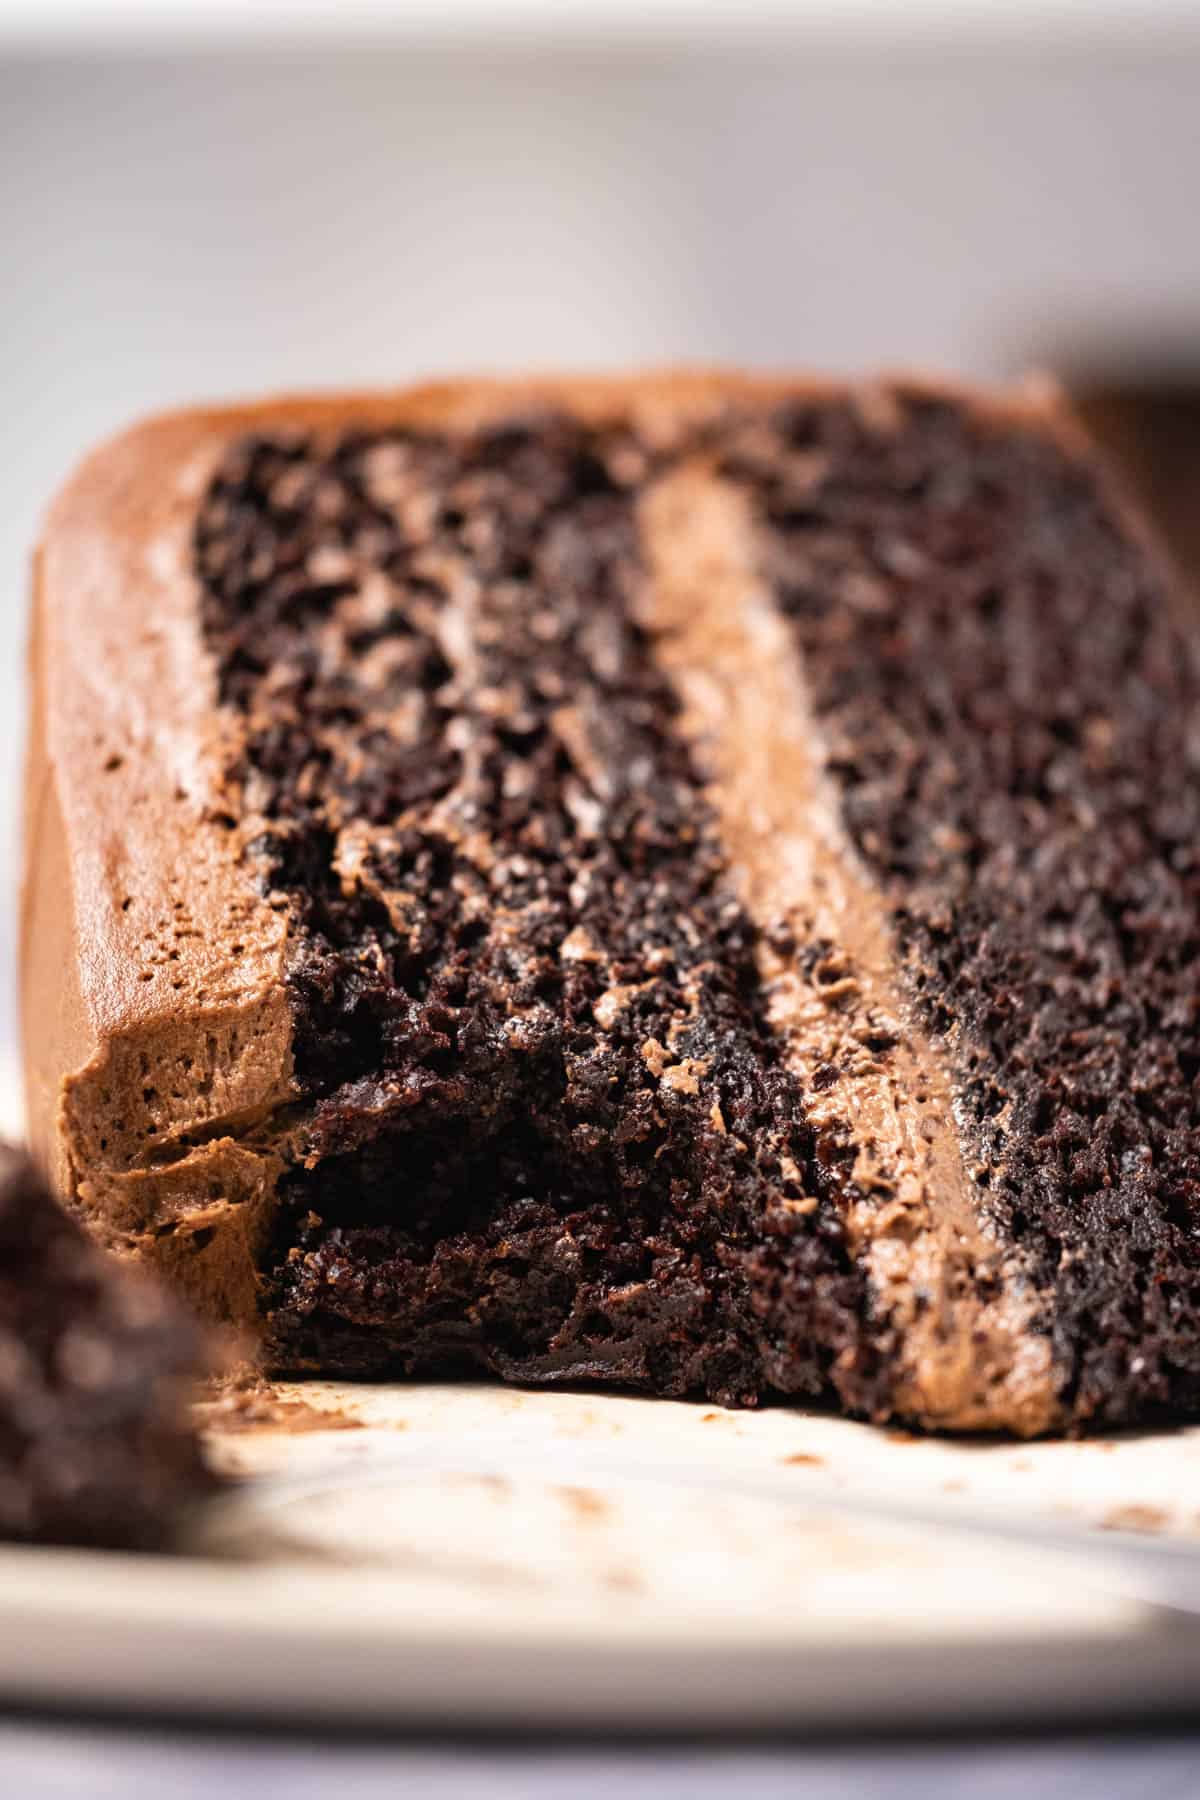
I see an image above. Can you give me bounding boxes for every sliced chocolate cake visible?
[0,1142,215,1546]
[24,373,1200,1435]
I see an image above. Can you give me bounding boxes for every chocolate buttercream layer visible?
[639,460,1057,1433]
[27,373,1200,1433]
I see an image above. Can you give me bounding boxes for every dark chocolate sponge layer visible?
[728,393,1200,1426]
[0,1144,215,1547]
[196,419,866,1407]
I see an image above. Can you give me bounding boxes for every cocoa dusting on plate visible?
[198,1367,363,1436]
[1100,1503,1172,1534]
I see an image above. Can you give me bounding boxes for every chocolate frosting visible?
[640,460,1058,1433]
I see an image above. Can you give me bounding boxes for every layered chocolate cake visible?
[24,373,1200,1436]
[0,1142,214,1546]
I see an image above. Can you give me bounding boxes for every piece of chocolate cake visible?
[24,373,1200,1436]
[0,1142,214,1546]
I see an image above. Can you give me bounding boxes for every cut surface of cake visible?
[0,1142,215,1547]
[24,372,1200,1436]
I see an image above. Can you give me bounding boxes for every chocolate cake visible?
[24,373,1200,1436]
[0,1142,214,1547]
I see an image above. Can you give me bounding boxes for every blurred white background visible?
[2,1,1200,1076]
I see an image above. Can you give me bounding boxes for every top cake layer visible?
[25,372,1200,1434]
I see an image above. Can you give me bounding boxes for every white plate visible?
[2,1382,1200,1730]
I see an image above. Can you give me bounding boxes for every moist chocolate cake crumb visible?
[733,393,1200,1425]
[195,416,866,1408]
[0,1143,217,1547]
